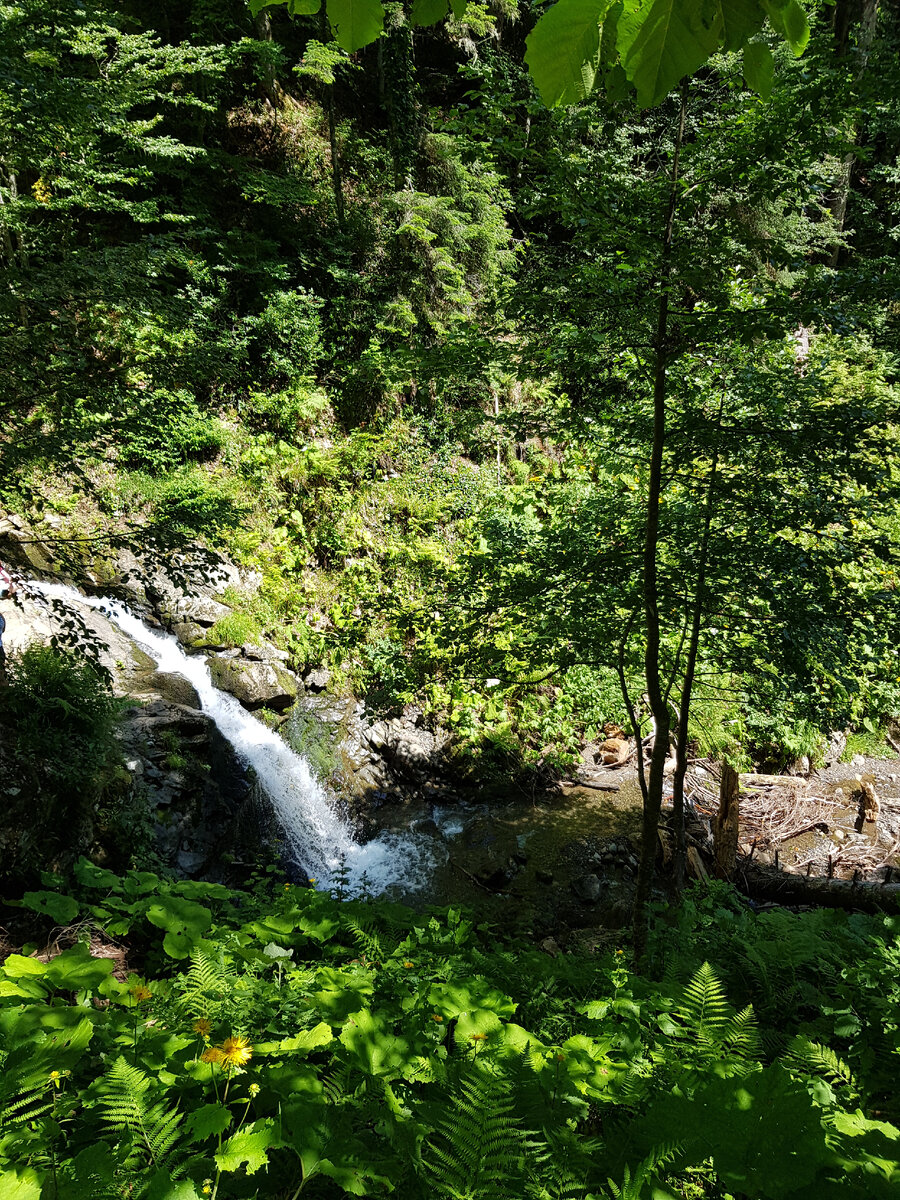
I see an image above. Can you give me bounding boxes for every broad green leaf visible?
[0,1168,43,1200]
[339,1008,412,1077]
[617,0,723,108]
[44,944,114,991]
[256,1021,333,1056]
[215,1120,282,1175]
[449,0,468,16]
[145,1174,202,1200]
[411,0,450,26]
[718,0,766,51]
[743,40,774,98]
[762,0,808,55]
[428,979,517,1019]
[292,0,323,13]
[74,857,118,889]
[326,0,384,53]
[19,891,79,924]
[185,1103,233,1144]
[525,0,611,108]
[146,897,212,959]
[453,1008,504,1048]
[1,955,47,979]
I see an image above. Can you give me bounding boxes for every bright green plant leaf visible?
[453,1008,504,1049]
[617,0,723,108]
[339,1008,412,1077]
[410,0,449,26]
[743,40,774,98]
[185,1103,232,1144]
[256,1021,333,1055]
[326,0,384,53]
[146,897,213,959]
[1,955,47,979]
[428,979,517,1019]
[449,0,468,15]
[19,891,80,924]
[145,1173,202,1200]
[762,0,808,55]
[718,0,767,51]
[44,945,114,991]
[525,0,611,108]
[215,1120,282,1175]
[0,1169,43,1200]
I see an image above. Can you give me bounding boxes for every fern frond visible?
[177,946,232,1018]
[342,913,385,964]
[605,1142,681,1200]
[785,1035,861,1097]
[723,1004,760,1059]
[679,961,730,1038]
[423,1063,525,1200]
[98,1057,186,1173]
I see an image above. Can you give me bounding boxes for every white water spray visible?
[33,583,436,896]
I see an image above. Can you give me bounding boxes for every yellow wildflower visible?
[431,1013,444,1023]
[221,1035,253,1069]
[49,1071,62,1088]
[201,1046,225,1065]
[469,1033,487,1042]
[403,961,414,969]
[248,1082,260,1098]
[130,984,152,1003]
[193,1017,212,1036]
[32,178,51,204]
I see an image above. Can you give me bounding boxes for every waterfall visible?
[33,583,435,896]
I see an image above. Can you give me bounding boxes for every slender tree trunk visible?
[320,10,345,230]
[670,440,720,889]
[254,9,288,109]
[632,85,688,962]
[825,0,879,265]
[714,762,740,879]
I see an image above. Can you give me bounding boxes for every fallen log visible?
[740,773,809,792]
[736,861,900,912]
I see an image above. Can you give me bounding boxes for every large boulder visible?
[208,656,298,711]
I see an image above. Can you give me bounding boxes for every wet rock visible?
[540,937,561,957]
[305,667,331,692]
[177,850,206,875]
[242,642,289,663]
[135,670,202,710]
[172,620,206,647]
[208,657,298,711]
[572,873,602,903]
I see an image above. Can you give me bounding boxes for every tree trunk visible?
[825,0,879,265]
[632,86,688,962]
[714,762,740,879]
[670,437,719,889]
[738,862,900,911]
[254,9,289,109]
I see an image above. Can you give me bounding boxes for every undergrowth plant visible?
[0,869,897,1198]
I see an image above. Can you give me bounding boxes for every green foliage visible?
[0,646,121,884]
[0,873,898,1197]
[205,612,261,649]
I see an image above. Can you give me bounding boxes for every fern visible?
[525,1129,601,1199]
[605,1143,681,1200]
[176,946,233,1018]
[423,1063,526,1200]
[785,1035,861,1099]
[97,1057,186,1175]
[674,962,759,1062]
[342,912,386,964]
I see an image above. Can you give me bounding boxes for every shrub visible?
[0,645,121,882]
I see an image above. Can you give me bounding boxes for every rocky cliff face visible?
[0,514,463,878]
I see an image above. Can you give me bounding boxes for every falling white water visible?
[33,583,436,896]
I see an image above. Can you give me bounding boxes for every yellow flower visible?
[431,1013,444,1023]
[130,984,152,1003]
[308,878,317,885]
[193,1018,212,1036]
[221,1035,253,1069]
[403,961,414,969]
[248,1082,260,1098]
[32,177,51,204]
[49,1071,62,1088]
[469,1032,487,1042]
[201,1047,225,1065]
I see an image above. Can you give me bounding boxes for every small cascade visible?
[33,583,435,896]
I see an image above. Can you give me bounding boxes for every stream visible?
[28,583,647,926]
[34,584,438,897]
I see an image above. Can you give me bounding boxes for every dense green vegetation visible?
[3,0,898,782]
[2,0,900,1192]
[1,869,898,1198]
